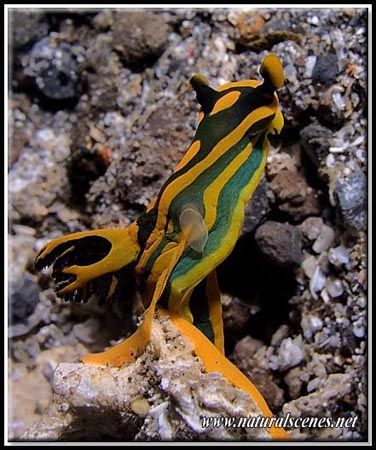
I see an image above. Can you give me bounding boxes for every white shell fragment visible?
[328,245,350,267]
[309,266,326,299]
[312,225,335,254]
[325,277,344,298]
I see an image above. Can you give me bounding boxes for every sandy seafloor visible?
[8,7,368,442]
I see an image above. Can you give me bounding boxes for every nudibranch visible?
[36,53,288,440]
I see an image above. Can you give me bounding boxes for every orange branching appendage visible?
[35,53,288,440]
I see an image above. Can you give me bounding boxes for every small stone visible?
[353,321,365,338]
[300,123,332,168]
[312,225,335,254]
[278,336,305,370]
[304,55,317,78]
[10,274,40,325]
[233,335,264,361]
[222,297,251,338]
[328,245,350,267]
[284,366,309,399]
[270,170,320,221]
[358,269,366,285]
[242,179,271,234]
[301,255,317,279]
[92,10,114,30]
[309,266,326,300]
[300,314,323,339]
[21,37,83,106]
[270,324,290,346]
[312,53,339,86]
[255,221,302,267]
[334,168,366,231]
[300,217,324,241]
[325,277,344,298]
[307,377,323,393]
[12,224,36,236]
[112,12,170,65]
[131,398,150,417]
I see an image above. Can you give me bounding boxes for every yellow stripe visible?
[173,140,201,173]
[203,140,253,231]
[155,99,277,231]
[209,90,241,116]
[216,79,261,92]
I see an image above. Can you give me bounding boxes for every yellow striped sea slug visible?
[36,53,288,440]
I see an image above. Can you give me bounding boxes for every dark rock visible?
[112,12,170,66]
[269,170,321,221]
[311,53,339,86]
[334,168,366,231]
[10,274,40,325]
[242,179,271,235]
[10,10,49,49]
[300,123,332,168]
[21,37,84,107]
[255,221,303,267]
[247,369,285,412]
[222,297,251,340]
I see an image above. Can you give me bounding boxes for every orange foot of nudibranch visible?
[81,323,151,367]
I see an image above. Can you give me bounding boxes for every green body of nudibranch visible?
[36,53,288,440]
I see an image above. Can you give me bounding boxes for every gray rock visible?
[300,122,332,168]
[311,53,339,86]
[255,221,303,267]
[22,37,84,105]
[10,273,40,325]
[112,12,170,65]
[334,168,366,231]
[242,179,271,235]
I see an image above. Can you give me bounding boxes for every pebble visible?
[309,266,326,299]
[10,274,40,325]
[300,314,323,339]
[352,320,365,339]
[131,398,150,417]
[255,221,303,267]
[312,224,335,254]
[334,168,366,231]
[312,53,339,86]
[112,11,170,65]
[301,255,317,279]
[328,245,350,267]
[271,324,290,347]
[300,123,332,168]
[304,55,317,78]
[325,277,344,298]
[307,377,323,393]
[23,37,82,104]
[300,217,324,241]
[278,336,305,370]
